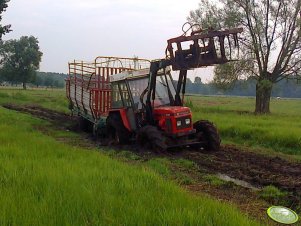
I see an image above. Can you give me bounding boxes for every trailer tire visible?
[106,114,130,145]
[136,125,167,151]
[193,120,221,151]
[78,116,93,133]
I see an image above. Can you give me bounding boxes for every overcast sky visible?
[3,0,214,81]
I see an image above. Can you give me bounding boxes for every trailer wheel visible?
[78,116,93,133]
[106,114,130,145]
[193,120,221,151]
[136,125,167,151]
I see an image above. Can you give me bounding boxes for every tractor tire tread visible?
[137,125,167,151]
[193,120,221,151]
[106,114,130,144]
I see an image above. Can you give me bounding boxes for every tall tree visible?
[194,76,202,84]
[44,76,54,88]
[0,36,43,89]
[0,0,11,39]
[189,0,301,113]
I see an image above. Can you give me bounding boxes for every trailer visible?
[66,57,148,131]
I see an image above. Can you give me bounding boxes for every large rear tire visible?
[136,125,167,151]
[193,120,221,151]
[106,114,130,145]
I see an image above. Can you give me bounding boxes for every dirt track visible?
[2,104,77,129]
[184,146,301,191]
[181,147,301,207]
[3,104,301,211]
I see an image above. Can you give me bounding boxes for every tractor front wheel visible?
[136,125,167,151]
[193,120,221,151]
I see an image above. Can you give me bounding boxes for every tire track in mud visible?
[181,147,301,197]
[178,147,301,213]
[2,104,78,129]
[3,103,301,209]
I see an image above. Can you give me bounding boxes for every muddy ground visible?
[3,103,301,225]
[182,147,301,203]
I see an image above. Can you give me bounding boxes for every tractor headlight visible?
[177,120,182,127]
[185,118,191,125]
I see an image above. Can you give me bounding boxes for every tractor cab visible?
[109,67,175,110]
[109,65,193,138]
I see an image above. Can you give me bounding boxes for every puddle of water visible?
[217,173,262,190]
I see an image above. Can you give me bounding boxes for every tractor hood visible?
[153,106,193,136]
[153,106,191,116]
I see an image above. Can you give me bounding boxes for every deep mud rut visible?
[181,147,301,207]
[3,104,301,222]
[2,104,78,130]
[183,146,301,192]
[3,104,75,125]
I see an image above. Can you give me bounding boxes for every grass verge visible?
[188,95,301,158]
[0,106,259,225]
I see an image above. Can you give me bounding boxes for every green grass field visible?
[1,87,300,225]
[186,95,301,158]
[1,88,299,157]
[0,88,68,113]
[0,88,259,225]
[0,88,300,158]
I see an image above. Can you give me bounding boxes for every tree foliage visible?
[182,78,301,98]
[0,36,43,89]
[31,72,66,88]
[194,76,202,84]
[0,0,11,39]
[189,0,301,113]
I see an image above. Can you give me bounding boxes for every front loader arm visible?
[143,25,243,125]
[145,59,171,125]
[166,27,243,70]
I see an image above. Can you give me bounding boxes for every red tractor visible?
[66,26,242,151]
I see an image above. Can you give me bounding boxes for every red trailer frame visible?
[66,56,150,121]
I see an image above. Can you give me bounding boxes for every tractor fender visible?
[108,109,132,132]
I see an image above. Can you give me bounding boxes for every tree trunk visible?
[22,82,27,90]
[255,79,273,114]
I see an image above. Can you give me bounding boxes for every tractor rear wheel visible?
[193,120,221,151]
[136,125,167,151]
[106,114,130,145]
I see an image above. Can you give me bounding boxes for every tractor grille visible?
[176,116,191,129]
